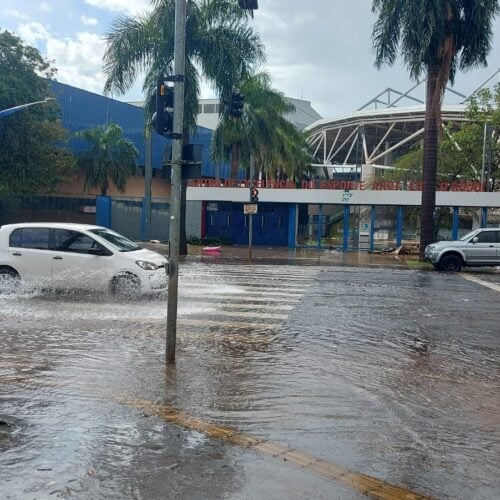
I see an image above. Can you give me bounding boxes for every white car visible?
[0,222,168,296]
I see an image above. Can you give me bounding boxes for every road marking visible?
[198,310,289,320]
[183,289,303,298]
[118,395,432,500]
[181,294,299,303]
[178,318,281,330]
[185,302,295,311]
[460,274,500,293]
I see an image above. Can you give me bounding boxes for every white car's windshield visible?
[459,230,480,242]
[90,228,141,252]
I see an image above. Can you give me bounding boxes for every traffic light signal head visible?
[229,90,244,118]
[153,79,174,136]
[250,186,259,203]
[238,0,259,9]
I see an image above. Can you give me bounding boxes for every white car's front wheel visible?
[110,274,141,298]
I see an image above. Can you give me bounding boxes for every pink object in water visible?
[202,246,221,253]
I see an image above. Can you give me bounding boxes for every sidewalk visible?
[145,242,413,268]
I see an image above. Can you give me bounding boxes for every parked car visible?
[425,228,500,272]
[0,223,168,295]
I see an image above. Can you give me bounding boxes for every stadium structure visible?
[304,70,499,183]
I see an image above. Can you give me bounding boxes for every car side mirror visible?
[472,236,478,244]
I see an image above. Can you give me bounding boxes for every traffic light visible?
[153,79,174,136]
[238,0,258,9]
[250,186,259,203]
[229,90,244,118]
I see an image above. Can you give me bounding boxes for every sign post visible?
[248,154,256,261]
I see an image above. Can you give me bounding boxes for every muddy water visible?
[0,261,499,499]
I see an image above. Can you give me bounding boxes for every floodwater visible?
[1,259,499,499]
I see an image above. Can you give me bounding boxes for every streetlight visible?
[0,98,56,119]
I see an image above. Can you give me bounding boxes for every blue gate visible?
[205,202,289,246]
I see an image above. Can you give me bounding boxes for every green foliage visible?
[75,124,138,196]
[379,83,500,190]
[372,0,500,83]
[212,72,313,179]
[372,0,499,255]
[0,30,75,195]
[103,0,265,134]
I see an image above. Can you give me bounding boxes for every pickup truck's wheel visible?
[110,274,141,298]
[0,267,20,293]
[439,254,463,272]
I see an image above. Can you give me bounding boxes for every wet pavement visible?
[0,254,499,499]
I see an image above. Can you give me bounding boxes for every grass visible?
[403,259,433,269]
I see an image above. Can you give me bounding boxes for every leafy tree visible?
[212,72,312,180]
[75,124,138,196]
[372,0,499,258]
[102,0,264,254]
[0,30,74,197]
[380,83,500,190]
[466,84,500,191]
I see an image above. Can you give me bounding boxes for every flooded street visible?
[1,259,499,499]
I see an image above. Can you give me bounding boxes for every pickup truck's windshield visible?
[90,228,141,252]
[459,230,479,242]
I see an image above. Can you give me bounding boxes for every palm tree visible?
[102,0,265,253]
[372,0,499,258]
[212,73,312,182]
[76,124,138,196]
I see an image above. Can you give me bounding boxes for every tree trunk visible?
[419,66,440,260]
[230,142,240,180]
[101,178,108,196]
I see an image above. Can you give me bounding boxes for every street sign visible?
[244,204,258,215]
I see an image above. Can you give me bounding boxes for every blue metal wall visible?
[50,80,227,176]
[206,202,289,245]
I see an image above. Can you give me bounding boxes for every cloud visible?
[84,0,151,15]
[46,32,106,94]
[5,9,30,21]
[40,2,51,12]
[81,15,98,27]
[17,22,51,45]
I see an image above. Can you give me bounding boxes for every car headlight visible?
[426,245,435,252]
[136,260,159,271]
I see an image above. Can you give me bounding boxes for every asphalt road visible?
[1,261,499,499]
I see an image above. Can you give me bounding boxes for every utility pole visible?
[166,0,186,364]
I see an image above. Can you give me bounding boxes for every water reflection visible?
[0,262,498,499]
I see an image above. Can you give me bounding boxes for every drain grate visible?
[0,415,21,449]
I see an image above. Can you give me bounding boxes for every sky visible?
[2,0,500,119]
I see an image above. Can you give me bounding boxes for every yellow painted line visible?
[460,273,500,293]
[118,395,432,500]
[0,375,431,499]
[178,318,281,330]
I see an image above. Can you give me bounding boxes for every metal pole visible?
[481,122,487,191]
[166,0,186,364]
[142,127,152,241]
